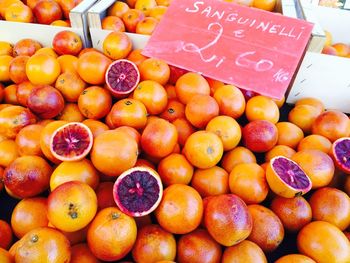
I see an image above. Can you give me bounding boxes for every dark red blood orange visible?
[266,156,312,198]
[52,30,83,56]
[49,122,93,162]
[105,59,140,97]
[113,166,163,217]
[331,137,350,174]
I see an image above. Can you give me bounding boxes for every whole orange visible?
[177,228,222,263]
[0,220,12,249]
[221,146,256,173]
[221,240,267,263]
[26,53,60,85]
[16,81,35,107]
[139,58,170,85]
[275,122,304,149]
[157,153,194,186]
[15,124,43,156]
[247,204,284,252]
[141,118,178,158]
[155,184,203,234]
[13,38,41,57]
[48,181,97,232]
[245,95,280,124]
[292,149,335,189]
[229,163,268,204]
[175,72,210,104]
[183,131,223,169]
[297,134,332,153]
[11,197,48,239]
[191,166,229,197]
[57,103,85,122]
[57,54,78,73]
[77,51,112,85]
[309,187,350,230]
[0,139,19,167]
[9,55,29,84]
[108,0,129,16]
[103,32,132,60]
[91,129,138,177]
[0,55,12,82]
[15,227,70,262]
[122,8,145,33]
[78,86,112,119]
[270,196,312,232]
[159,99,185,122]
[297,221,350,263]
[295,97,324,113]
[213,85,246,119]
[132,224,176,263]
[101,15,126,32]
[204,194,252,246]
[55,71,86,102]
[136,17,159,35]
[265,145,296,161]
[288,104,320,133]
[87,207,137,261]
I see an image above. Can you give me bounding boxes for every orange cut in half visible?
[49,122,93,162]
[266,156,312,198]
[113,166,163,217]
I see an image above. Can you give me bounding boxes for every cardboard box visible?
[87,0,149,51]
[0,0,97,47]
[286,5,350,113]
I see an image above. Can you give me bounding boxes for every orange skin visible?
[3,156,52,198]
[270,196,312,232]
[59,225,89,246]
[213,84,246,119]
[265,145,296,162]
[91,129,138,177]
[133,80,168,115]
[52,30,83,56]
[311,110,350,142]
[35,47,58,58]
[13,39,42,57]
[55,71,87,102]
[87,207,137,261]
[126,49,147,66]
[77,51,112,85]
[221,146,257,173]
[149,5,167,21]
[15,124,44,156]
[101,16,125,32]
[9,55,29,84]
[322,45,338,56]
[136,17,159,35]
[229,163,269,204]
[247,204,284,252]
[33,0,62,24]
[292,149,335,189]
[122,9,145,33]
[275,254,316,263]
[245,95,280,124]
[0,41,13,56]
[0,140,19,167]
[70,243,101,263]
[56,0,76,19]
[158,153,194,186]
[191,166,229,197]
[171,118,195,146]
[288,104,320,134]
[295,97,324,114]
[57,54,78,73]
[103,32,132,60]
[9,240,19,259]
[11,197,48,239]
[3,84,19,105]
[0,55,13,83]
[15,227,71,262]
[297,134,332,154]
[107,1,129,17]
[51,19,71,27]
[206,77,224,96]
[26,54,61,85]
[57,103,85,122]
[253,0,276,11]
[78,86,112,119]
[205,194,252,246]
[175,72,210,104]
[48,181,97,232]
[183,131,223,169]
[0,220,13,249]
[159,99,185,122]
[177,229,222,263]
[134,0,157,15]
[332,43,350,57]
[82,119,109,138]
[309,187,350,231]
[96,182,115,210]
[132,224,176,263]
[155,184,203,234]
[221,240,267,263]
[297,221,350,263]
[141,118,178,158]
[275,122,304,149]
[109,98,148,130]
[206,115,241,151]
[16,81,35,107]
[185,94,219,129]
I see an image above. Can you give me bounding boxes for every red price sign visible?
[142,0,314,99]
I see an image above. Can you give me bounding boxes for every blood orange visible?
[49,122,93,162]
[266,156,312,198]
[105,59,140,97]
[113,166,163,217]
[331,137,350,174]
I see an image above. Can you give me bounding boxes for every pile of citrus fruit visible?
[0,29,349,263]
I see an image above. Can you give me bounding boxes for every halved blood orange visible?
[105,59,140,97]
[331,137,350,174]
[266,156,312,198]
[49,122,93,162]
[113,166,163,217]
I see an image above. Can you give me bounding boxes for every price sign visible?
[142,0,314,99]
